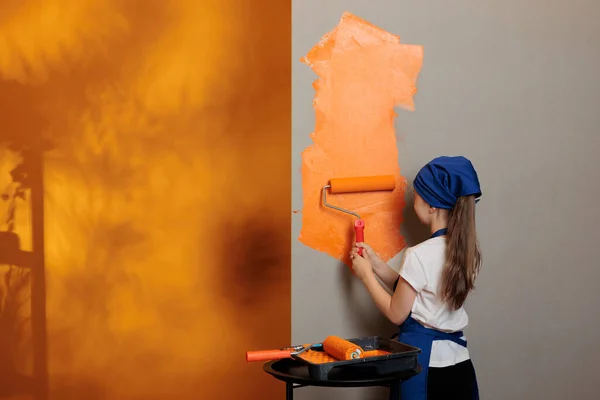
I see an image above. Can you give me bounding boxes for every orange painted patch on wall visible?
[298,12,424,265]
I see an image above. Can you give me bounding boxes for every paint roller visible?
[322,175,396,256]
[246,336,364,362]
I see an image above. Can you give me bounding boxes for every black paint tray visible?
[293,336,421,381]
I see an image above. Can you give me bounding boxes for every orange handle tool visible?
[246,343,321,362]
[246,349,293,362]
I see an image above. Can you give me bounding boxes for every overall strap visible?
[430,228,447,238]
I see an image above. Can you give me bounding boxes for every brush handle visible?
[355,219,365,256]
[246,349,293,362]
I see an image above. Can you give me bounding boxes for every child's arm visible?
[355,242,401,291]
[361,274,417,325]
[372,262,400,292]
[358,246,423,325]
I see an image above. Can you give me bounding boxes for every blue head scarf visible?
[413,156,482,209]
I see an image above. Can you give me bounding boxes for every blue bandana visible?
[413,156,482,209]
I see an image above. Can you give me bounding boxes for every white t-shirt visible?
[398,236,471,368]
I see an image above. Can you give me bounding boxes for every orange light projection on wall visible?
[0,1,290,399]
[298,12,423,265]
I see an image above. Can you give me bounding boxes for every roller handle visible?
[355,219,365,256]
[246,349,293,362]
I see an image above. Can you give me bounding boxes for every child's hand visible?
[355,242,386,272]
[350,246,373,281]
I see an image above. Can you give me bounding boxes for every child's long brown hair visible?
[442,195,481,310]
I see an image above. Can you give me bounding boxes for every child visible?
[350,156,481,400]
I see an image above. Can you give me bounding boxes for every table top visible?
[263,358,422,388]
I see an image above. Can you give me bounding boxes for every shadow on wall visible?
[0,248,34,397]
[0,81,49,399]
[0,1,290,399]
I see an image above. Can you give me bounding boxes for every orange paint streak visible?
[299,350,337,364]
[0,1,290,399]
[298,12,424,265]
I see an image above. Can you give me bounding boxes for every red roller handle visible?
[355,219,365,256]
[246,349,293,362]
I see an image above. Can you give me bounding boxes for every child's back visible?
[351,155,482,399]
[401,237,470,367]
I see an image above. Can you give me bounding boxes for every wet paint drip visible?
[298,12,423,265]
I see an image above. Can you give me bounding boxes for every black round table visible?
[263,358,422,399]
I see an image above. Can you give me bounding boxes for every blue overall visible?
[394,228,479,400]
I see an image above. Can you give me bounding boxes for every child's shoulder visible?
[406,237,445,258]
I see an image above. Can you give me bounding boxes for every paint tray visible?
[294,336,420,380]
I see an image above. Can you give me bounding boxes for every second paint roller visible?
[322,175,396,256]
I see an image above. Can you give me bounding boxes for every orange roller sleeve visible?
[322,336,364,360]
[328,175,396,194]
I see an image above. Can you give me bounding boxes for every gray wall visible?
[292,1,600,399]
